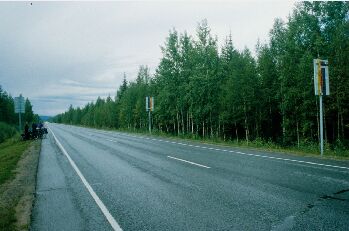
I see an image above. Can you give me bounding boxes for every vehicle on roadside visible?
[21,127,48,141]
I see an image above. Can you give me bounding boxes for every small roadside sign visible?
[14,94,25,131]
[313,59,329,157]
[14,95,25,113]
[145,96,154,112]
[313,59,329,96]
[146,96,154,133]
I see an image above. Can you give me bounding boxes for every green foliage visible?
[53,2,349,153]
[24,98,34,124]
[0,86,38,140]
[0,137,31,185]
[0,122,17,143]
[0,86,16,125]
[0,137,33,230]
[0,206,16,231]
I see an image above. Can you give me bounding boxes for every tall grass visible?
[0,122,17,143]
[0,137,31,185]
[0,137,32,230]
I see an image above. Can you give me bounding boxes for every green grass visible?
[0,122,17,143]
[0,136,32,230]
[0,137,31,185]
[0,206,16,231]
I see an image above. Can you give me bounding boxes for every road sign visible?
[146,96,154,133]
[14,94,25,131]
[14,95,25,113]
[145,96,154,112]
[313,59,329,96]
[313,59,329,157]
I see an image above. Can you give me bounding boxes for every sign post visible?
[146,96,154,133]
[14,94,25,131]
[313,59,329,157]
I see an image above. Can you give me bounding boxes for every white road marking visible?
[167,156,211,169]
[76,126,349,171]
[107,139,118,143]
[48,127,123,231]
[231,151,349,170]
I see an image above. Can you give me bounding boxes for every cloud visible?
[0,1,294,116]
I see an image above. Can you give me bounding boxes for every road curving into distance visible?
[31,123,349,231]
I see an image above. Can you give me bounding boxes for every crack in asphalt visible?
[320,195,346,201]
[334,189,349,195]
[273,188,348,230]
[36,183,103,194]
[300,188,348,216]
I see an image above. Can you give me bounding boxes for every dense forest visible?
[0,86,38,142]
[53,2,349,151]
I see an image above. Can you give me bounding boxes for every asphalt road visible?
[31,123,349,231]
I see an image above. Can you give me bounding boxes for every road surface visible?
[31,123,349,230]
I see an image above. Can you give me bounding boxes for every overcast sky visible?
[0,1,295,116]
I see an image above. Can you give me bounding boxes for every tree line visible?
[52,2,349,150]
[0,85,38,141]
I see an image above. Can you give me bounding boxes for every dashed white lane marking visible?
[167,156,211,169]
[48,127,123,231]
[81,128,349,171]
[107,139,118,143]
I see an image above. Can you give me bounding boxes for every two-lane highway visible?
[31,123,349,230]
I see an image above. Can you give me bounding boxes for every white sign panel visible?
[313,59,330,95]
[14,95,25,113]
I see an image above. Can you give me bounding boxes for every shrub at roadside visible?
[0,122,17,143]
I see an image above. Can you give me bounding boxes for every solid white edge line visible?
[232,151,349,170]
[167,156,211,169]
[48,126,122,231]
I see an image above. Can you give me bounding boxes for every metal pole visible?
[148,110,151,134]
[18,99,22,132]
[319,94,323,156]
[19,112,22,132]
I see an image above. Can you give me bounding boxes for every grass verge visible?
[0,136,41,231]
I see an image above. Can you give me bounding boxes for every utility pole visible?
[148,109,151,134]
[19,108,22,131]
[319,92,323,156]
